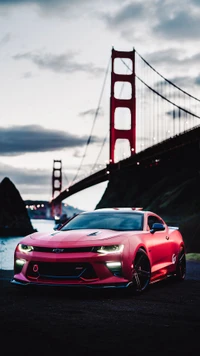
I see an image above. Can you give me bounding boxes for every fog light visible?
[106,262,122,276]
[106,262,121,268]
[15,259,26,274]
[16,259,26,266]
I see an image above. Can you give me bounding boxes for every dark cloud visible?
[0,162,50,186]
[0,0,89,7]
[13,51,104,76]
[97,1,200,45]
[195,75,200,85]
[0,163,51,198]
[154,75,200,92]
[0,162,76,198]
[167,75,200,89]
[140,49,200,76]
[153,11,200,39]
[166,108,194,119]
[0,159,99,199]
[0,0,32,4]
[141,48,185,67]
[99,2,145,28]
[0,0,107,17]
[0,125,102,156]
[79,107,104,117]
[191,0,200,6]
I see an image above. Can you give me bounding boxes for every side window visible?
[148,216,163,229]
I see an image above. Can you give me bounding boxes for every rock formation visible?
[0,177,36,236]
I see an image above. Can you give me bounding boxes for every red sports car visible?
[11,208,186,294]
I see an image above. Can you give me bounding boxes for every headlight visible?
[93,244,124,254]
[18,244,34,253]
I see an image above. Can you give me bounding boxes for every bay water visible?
[0,219,55,270]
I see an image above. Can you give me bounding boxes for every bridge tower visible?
[110,48,136,163]
[51,159,62,218]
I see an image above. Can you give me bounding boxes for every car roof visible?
[81,208,153,215]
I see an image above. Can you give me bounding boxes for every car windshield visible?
[60,212,143,231]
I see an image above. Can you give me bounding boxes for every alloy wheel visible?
[131,248,151,294]
[175,248,186,280]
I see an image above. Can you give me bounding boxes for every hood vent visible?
[50,232,60,236]
[87,231,101,236]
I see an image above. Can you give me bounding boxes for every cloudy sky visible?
[1,0,200,211]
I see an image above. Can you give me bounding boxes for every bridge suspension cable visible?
[90,129,109,174]
[120,59,200,120]
[136,75,200,120]
[135,49,200,103]
[71,55,111,184]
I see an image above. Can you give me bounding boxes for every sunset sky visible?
[1,0,200,210]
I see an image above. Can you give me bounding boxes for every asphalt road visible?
[0,261,200,356]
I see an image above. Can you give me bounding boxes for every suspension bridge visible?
[50,47,200,218]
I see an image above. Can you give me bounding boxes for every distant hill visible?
[0,177,36,236]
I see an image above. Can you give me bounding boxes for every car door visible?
[145,215,173,278]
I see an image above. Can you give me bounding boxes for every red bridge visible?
[51,48,200,217]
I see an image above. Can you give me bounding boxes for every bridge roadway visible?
[52,125,200,205]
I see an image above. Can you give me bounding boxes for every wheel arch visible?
[133,245,152,267]
[178,242,185,255]
[134,245,151,262]
[136,245,147,254]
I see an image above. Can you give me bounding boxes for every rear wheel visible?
[130,248,151,294]
[175,248,186,280]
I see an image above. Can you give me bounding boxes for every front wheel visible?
[130,248,151,294]
[175,248,186,281]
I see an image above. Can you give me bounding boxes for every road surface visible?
[0,261,200,355]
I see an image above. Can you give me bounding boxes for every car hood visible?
[25,229,129,246]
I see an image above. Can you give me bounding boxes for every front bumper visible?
[10,278,132,289]
[12,249,131,288]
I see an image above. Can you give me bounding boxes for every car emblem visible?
[52,248,64,253]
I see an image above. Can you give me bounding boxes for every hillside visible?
[96,142,200,253]
[0,177,36,236]
[0,177,83,236]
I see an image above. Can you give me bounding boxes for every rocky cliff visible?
[0,177,36,236]
[96,141,200,253]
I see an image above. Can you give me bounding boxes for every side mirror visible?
[150,223,165,234]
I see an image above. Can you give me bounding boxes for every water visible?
[0,219,55,270]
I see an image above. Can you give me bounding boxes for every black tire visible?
[175,248,186,281]
[130,248,151,294]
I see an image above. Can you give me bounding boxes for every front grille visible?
[27,262,97,280]
[33,247,93,253]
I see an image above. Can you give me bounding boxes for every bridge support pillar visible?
[110,48,136,163]
[51,160,62,219]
